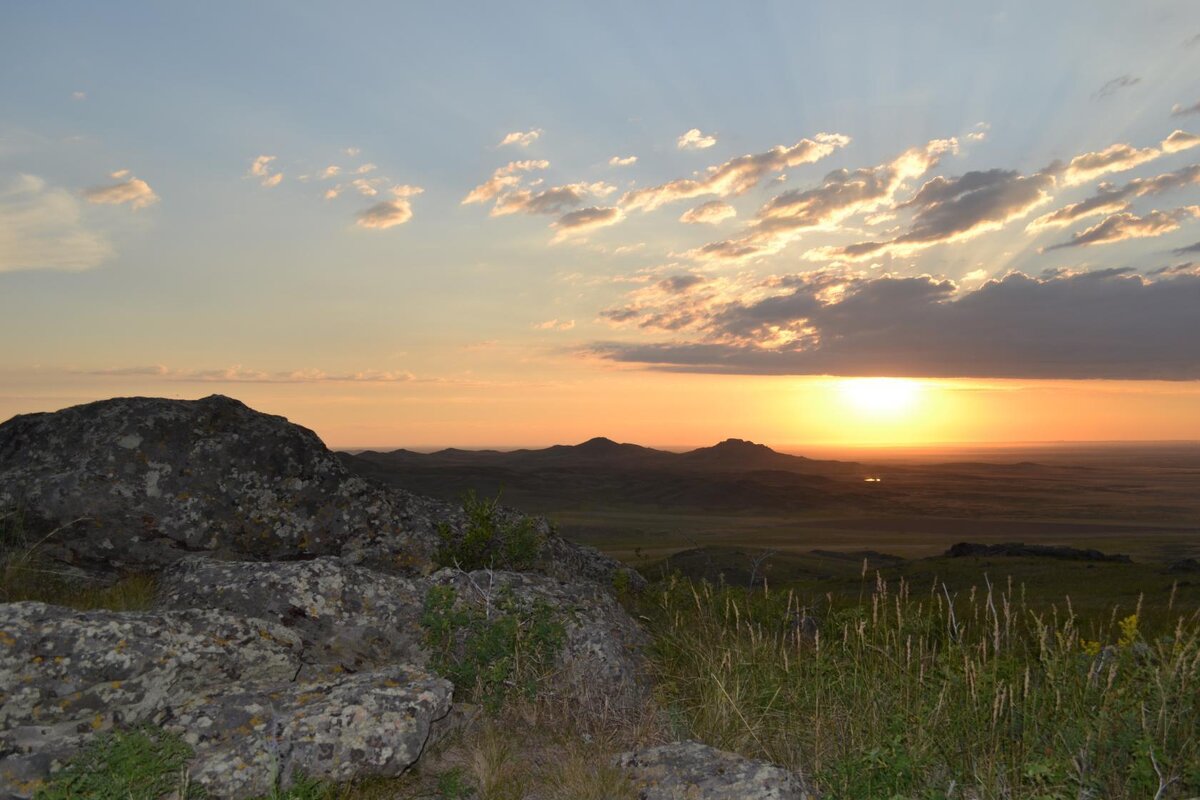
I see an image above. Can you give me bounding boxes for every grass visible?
[0,508,156,611]
[641,571,1200,799]
[33,727,203,800]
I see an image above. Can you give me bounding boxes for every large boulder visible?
[616,740,812,799]
[0,602,451,799]
[156,556,428,670]
[0,395,434,574]
[0,394,641,591]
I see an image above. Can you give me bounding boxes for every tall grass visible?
[644,571,1200,799]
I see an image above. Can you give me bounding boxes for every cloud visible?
[966,122,990,142]
[83,364,416,383]
[657,274,707,294]
[589,268,1200,379]
[344,147,361,156]
[351,177,384,197]
[391,184,424,198]
[533,318,576,331]
[677,129,717,150]
[355,199,415,229]
[491,182,616,217]
[1061,143,1158,185]
[1172,101,1200,117]
[82,171,160,209]
[354,163,378,174]
[551,206,624,241]
[680,200,737,225]
[1027,164,1200,230]
[1162,130,1200,153]
[71,91,86,101]
[609,155,638,166]
[462,160,550,205]
[0,174,113,272]
[321,165,341,179]
[818,163,1052,262]
[1045,207,1200,250]
[498,129,543,147]
[678,138,957,264]
[621,133,850,212]
[249,155,283,188]
[1093,75,1140,99]
[1174,241,1200,255]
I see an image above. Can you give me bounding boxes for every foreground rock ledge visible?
[0,602,452,799]
[617,740,813,800]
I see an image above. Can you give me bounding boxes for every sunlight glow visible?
[838,378,923,418]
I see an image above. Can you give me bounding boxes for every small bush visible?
[34,726,204,800]
[421,584,565,712]
[435,492,544,572]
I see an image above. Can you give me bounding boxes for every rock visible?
[0,394,638,592]
[166,665,451,798]
[0,602,450,799]
[616,740,812,799]
[944,542,1132,563]
[0,395,433,575]
[156,556,427,670]
[0,601,304,798]
[429,568,648,711]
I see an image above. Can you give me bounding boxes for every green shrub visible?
[34,727,204,800]
[421,584,565,712]
[434,492,544,572]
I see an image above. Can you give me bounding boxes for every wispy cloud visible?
[1027,164,1200,231]
[249,155,283,188]
[356,191,422,229]
[609,155,638,166]
[498,129,543,147]
[1093,74,1140,99]
[1171,101,1200,117]
[680,200,737,225]
[1044,207,1200,250]
[677,128,717,150]
[83,364,416,383]
[82,170,159,209]
[0,174,113,272]
[462,160,550,205]
[533,318,576,331]
[622,133,850,212]
[71,91,86,101]
[551,206,624,242]
[491,181,616,217]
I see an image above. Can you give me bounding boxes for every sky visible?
[2,1,1200,449]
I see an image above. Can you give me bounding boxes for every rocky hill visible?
[0,395,812,799]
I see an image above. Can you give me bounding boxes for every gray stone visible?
[0,395,433,575]
[166,665,451,798]
[0,602,452,799]
[429,568,648,711]
[156,556,427,670]
[616,740,812,799]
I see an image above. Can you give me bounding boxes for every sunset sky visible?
[3,2,1200,448]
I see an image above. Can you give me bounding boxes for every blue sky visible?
[2,2,1200,445]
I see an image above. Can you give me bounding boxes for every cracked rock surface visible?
[617,740,812,800]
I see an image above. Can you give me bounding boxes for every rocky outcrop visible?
[617,740,812,799]
[156,556,428,670]
[0,394,639,591]
[0,395,432,574]
[944,542,1132,563]
[429,569,649,711]
[0,602,451,798]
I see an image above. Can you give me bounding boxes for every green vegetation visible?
[0,509,155,611]
[434,492,544,572]
[642,572,1200,799]
[420,584,565,712]
[34,727,203,800]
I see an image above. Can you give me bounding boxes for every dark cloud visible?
[1174,241,1200,255]
[1093,75,1141,99]
[657,274,707,293]
[552,206,624,240]
[823,169,1054,260]
[1172,101,1200,117]
[589,269,1200,379]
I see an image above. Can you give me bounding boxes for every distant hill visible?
[340,437,869,513]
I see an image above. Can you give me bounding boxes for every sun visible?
[838,377,922,417]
